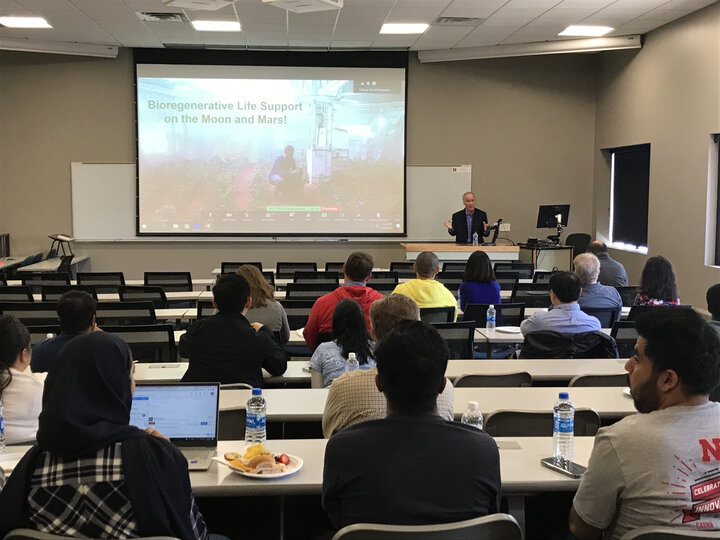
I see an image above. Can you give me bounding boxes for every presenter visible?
[443,191,489,244]
[268,144,305,197]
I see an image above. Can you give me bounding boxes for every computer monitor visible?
[536,204,570,228]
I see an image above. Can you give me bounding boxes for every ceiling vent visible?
[162,0,236,11]
[433,16,484,27]
[137,12,189,22]
[262,0,343,14]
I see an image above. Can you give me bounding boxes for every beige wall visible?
[593,2,720,307]
[0,47,597,278]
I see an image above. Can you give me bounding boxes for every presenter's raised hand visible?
[443,219,452,230]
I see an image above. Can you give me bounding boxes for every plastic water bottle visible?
[0,399,6,453]
[472,232,479,246]
[553,392,574,466]
[460,401,483,430]
[245,388,267,444]
[345,352,359,373]
[486,304,496,329]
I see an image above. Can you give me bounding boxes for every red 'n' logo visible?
[699,439,720,462]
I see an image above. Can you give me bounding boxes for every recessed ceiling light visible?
[191,20,241,32]
[380,23,429,35]
[0,16,52,29]
[559,25,613,37]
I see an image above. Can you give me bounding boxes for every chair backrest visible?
[276,261,317,279]
[332,513,522,540]
[3,529,181,540]
[569,373,629,387]
[431,321,475,358]
[103,323,176,363]
[325,262,345,272]
[196,299,217,319]
[367,282,397,296]
[280,299,316,330]
[95,301,157,325]
[495,276,519,291]
[0,301,58,326]
[368,271,399,284]
[41,284,98,302]
[532,270,555,284]
[118,285,168,309]
[521,330,618,359]
[262,271,276,286]
[461,303,526,328]
[614,285,639,307]
[580,306,620,328]
[389,261,416,279]
[221,261,263,274]
[293,271,339,284]
[611,320,639,358]
[77,272,126,293]
[218,408,247,441]
[21,272,71,293]
[620,526,720,539]
[511,283,551,308]
[454,372,532,388]
[494,262,534,279]
[26,325,62,345]
[419,306,455,323]
[0,285,34,302]
[442,262,466,273]
[565,232,592,258]
[285,282,336,300]
[484,408,601,437]
[627,304,693,321]
[144,271,192,292]
[435,271,463,295]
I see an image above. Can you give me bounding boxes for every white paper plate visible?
[494,326,522,334]
[213,453,303,479]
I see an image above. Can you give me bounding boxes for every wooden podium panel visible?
[401,243,520,262]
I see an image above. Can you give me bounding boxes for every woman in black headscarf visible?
[0,332,208,539]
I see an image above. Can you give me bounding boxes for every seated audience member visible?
[458,250,501,311]
[309,299,375,387]
[706,283,720,337]
[633,255,680,306]
[0,332,215,539]
[587,241,628,286]
[574,253,622,314]
[520,271,601,335]
[236,264,290,345]
[180,274,286,387]
[322,320,500,529]
[303,252,384,351]
[392,251,457,320]
[322,294,454,437]
[570,307,720,539]
[31,290,97,373]
[0,315,46,444]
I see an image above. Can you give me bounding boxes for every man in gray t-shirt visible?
[570,307,720,540]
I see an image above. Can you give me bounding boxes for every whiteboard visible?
[71,163,135,240]
[69,163,470,241]
[405,165,472,241]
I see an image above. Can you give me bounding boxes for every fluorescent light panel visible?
[191,20,241,32]
[380,23,428,35]
[0,16,52,28]
[559,25,613,37]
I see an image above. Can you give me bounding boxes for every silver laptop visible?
[130,382,220,471]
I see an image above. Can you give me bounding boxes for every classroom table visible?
[218,386,635,420]
[0,257,27,271]
[135,358,628,387]
[16,255,89,273]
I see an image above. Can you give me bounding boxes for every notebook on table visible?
[130,382,220,471]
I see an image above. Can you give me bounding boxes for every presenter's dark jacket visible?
[448,208,489,243]
[180,311,287,387]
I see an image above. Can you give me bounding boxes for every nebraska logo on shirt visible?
[667,440,720,525]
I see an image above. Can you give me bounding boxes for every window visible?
[607,143,650,253]
[705,134,720,267]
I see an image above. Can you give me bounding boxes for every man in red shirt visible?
[303,252,384,351]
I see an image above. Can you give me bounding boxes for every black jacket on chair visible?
[520,330,618,359]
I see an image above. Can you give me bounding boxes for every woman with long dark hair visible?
[633,255,680,306]
[0,315,45,444]
[309,298,375,387]
[0,332,216,539]
[458,250,501,311]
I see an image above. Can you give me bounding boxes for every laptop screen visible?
[130,383,219,446]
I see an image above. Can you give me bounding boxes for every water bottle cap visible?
[348,352,356,360]
[559,392,569,399]
[252,388,262,395]
[468,401,479,410]
[489,304,494,309]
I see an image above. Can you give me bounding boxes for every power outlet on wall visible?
[499,222,511,231]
